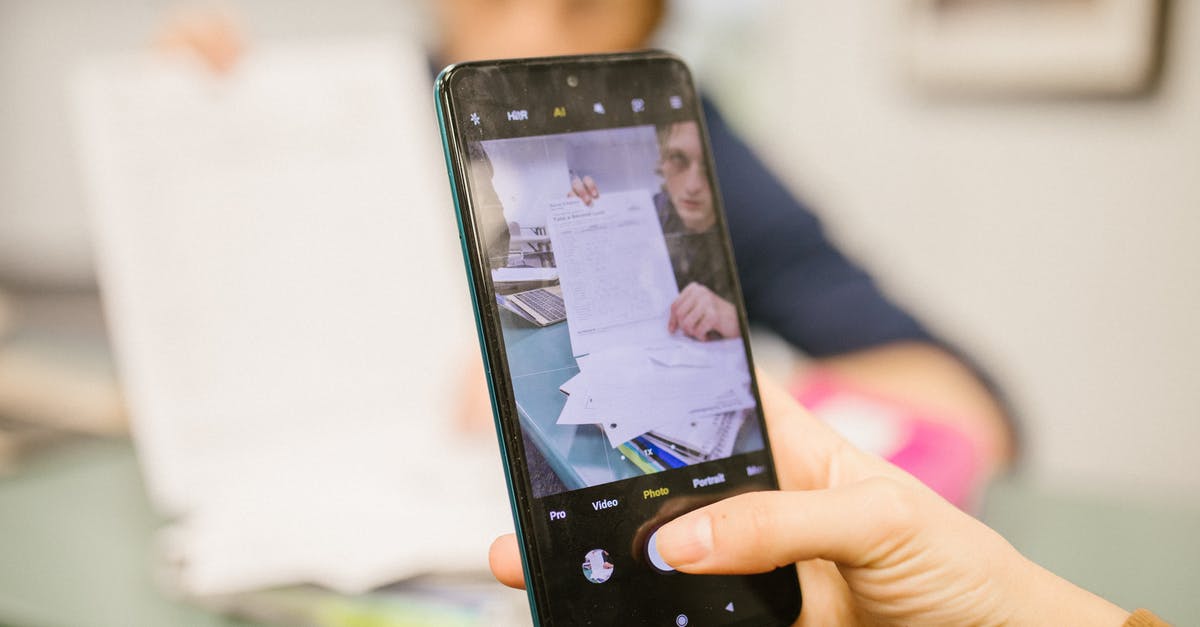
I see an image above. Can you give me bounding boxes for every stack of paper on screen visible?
[546,192,754,471]
[491,267,558,283]
[557,341,752,463]
[491,267,559,298]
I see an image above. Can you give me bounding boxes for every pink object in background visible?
[793,373,984,510]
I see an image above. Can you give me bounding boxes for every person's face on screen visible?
[661,121,715,233]
[437,0,665,63]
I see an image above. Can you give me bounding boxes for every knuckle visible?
[713,492,821,571]
[863,476,920,532]
[724,493,776,556]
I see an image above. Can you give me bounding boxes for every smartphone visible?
[436,51,801,626]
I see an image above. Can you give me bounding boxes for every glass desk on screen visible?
[502,318,618,490]
[498,311,761,491]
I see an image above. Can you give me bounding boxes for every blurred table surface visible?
[0,438,1197,627]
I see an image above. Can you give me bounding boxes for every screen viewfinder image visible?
[465,119,765,498]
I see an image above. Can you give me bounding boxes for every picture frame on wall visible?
[906,0,1166,96]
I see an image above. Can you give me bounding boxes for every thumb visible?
[655,478,917,574]
[489,534,527,589]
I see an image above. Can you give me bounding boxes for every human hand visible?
[454,354,495,435]
[568,174,600,206]
[488,375,1130,626]
[668,282,740,341]
[154,8,245,74]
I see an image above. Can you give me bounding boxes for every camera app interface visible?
[453,64,797,626]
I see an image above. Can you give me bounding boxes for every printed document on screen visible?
[546,192,678,357]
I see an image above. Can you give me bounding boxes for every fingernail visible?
[657,514,712,567]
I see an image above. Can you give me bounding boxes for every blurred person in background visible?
[157,0,1014,502]
[569,121,743,342]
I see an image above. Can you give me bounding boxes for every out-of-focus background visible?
[0,1,1197,625]
[706,1,1200,501]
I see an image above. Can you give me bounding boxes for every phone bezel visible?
[435,51,800,626]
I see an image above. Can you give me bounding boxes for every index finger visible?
[569,176,593,205]
[752,372,852,491]
[754,372,915,491]
[655,478,921,574]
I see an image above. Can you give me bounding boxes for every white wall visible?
[692,2,1200,498]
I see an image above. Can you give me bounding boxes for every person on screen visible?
[570,121,741,342]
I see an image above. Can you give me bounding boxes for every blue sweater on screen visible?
[701,99,935,356]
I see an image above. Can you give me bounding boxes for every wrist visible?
[1003,555,1130,626]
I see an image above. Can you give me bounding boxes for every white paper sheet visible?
[491,267,558,283]
[546,192,679,357]
[558,372,582,395]
[651,413,745,458]
[73,40,512,596]
[591,379,754,448]
[555,341,755,447]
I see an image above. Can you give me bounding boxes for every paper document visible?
[651,413,745,458]
[73,40,511,596]
[491,267,558,283]
[546,192,678,357]
[556,339,754,448]
[558,372,582,396]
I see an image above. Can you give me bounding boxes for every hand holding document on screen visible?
[546,192,679,357]
[544,189,754,449]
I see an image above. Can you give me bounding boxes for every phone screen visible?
[438,53,800,626]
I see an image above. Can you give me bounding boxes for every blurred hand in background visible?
[154,7,244,74]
